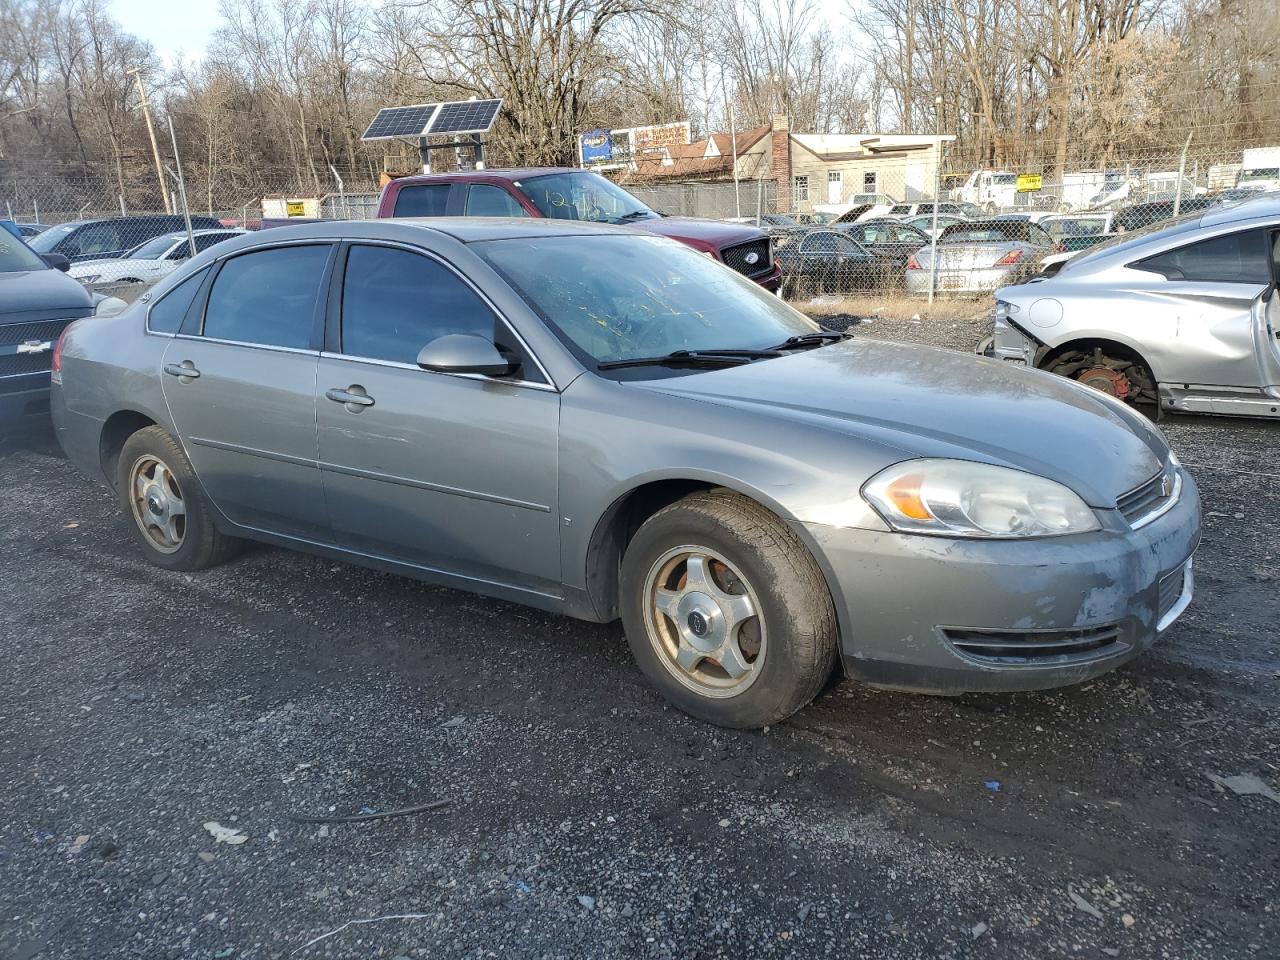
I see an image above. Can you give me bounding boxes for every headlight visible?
[862,459,1099,538]
[78,274,101,284]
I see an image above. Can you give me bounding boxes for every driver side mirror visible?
[416,334,515,377]
[42,253,71,272]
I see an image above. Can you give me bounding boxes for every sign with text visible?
[1016,173,1043,193]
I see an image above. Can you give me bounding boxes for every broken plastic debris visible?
[1069,887,1104,920]
[203,822,248,845]
[984,780,1001,792]
[1205,772,1280,804]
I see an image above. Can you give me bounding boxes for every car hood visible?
[68,258,134,273]
[0,268,94,320]
[631,217,766,249]
[634,339,1165,506]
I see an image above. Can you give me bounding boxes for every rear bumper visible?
[904,266,1025,296]
[796,471,1202,694]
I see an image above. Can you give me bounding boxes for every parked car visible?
[886,201,971,218]
[68,229,247,285]
[905,219,1057,295]
[834,218,930,261]
[793,212,837,226]
[901,212,969,239]
[51,218,1201,727]
[986,194,1280,417]
[375,169,781,291]
[774,229,903,296]
[25,215,225,264]
[1039,213,1113,252]
[0,226,120,428]
[1111,197,1218,233]
[726,213,801,229]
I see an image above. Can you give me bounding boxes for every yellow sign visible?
[1016,174,1043,193]
[285,200,307,217]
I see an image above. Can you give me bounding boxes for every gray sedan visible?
[906,220,1057,295]
[988,194,1280,416]
[51,218,1200,728]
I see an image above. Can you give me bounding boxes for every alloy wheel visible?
[128,455,186,554]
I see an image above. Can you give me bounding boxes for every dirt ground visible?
[1,314,1276,960]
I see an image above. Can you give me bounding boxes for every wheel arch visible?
[580,474,844,640]
[1037,336,1159,383]
[99,409,159,490]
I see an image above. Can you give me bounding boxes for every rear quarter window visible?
[147,269,208,334]
[1133,228,1274,283]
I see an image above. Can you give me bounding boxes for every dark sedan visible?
[834,218,930,262]
[774,229,902,297]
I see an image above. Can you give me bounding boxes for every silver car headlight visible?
[862,459,1100,538]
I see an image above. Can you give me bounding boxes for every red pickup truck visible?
[374,168,782,292]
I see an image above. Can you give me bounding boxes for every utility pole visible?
[130,67,172,214]
[928,96,943,311]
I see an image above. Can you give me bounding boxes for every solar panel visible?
[361,104,439,141]
[427,99,503,135]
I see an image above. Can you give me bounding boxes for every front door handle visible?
[325,385,375,411]
[163,361,200,380]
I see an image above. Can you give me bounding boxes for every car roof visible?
[50,214,219,229]
[391,167,580,185]
[1199,191,1280,226]
[260,216,642,244]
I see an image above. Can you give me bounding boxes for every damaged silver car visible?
[986,194,1280,417]
[51,219,1200,728]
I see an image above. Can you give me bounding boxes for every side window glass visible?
[1134,229,1272,283]
[78,224,121,254]
[203,245,329,348]
[392,185,451,217]
[147,269,207,334]
[194,233,233,253]
[465,185,528,217]
[340,244,497,364]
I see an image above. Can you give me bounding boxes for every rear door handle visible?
[325,386,375,410]
[163,362,200,379]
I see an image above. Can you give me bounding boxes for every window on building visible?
[863,171,877,192]
[792,176,809,202]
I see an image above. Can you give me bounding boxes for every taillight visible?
[906,254,921,270]
[994,249,1024,266]
[1057,240,1065,252]
[51,327,71,372]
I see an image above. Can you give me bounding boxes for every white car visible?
[69,229,247,285]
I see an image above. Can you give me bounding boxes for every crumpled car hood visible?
[635,338,1166,506]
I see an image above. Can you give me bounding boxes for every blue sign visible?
[579,129,614,165]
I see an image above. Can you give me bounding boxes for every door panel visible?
[161,339,326,536]
[316,359,561,590]
[159,243,332,537]
[1161,282,1267,386]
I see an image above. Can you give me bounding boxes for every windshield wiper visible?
[597,348,781,370]
[613,209,655,222]
[769,330,852,351]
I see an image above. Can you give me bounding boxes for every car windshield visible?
[1043,217,1107,239]
[513,172,659,225]
[24,222,75,253]
[0,229,48,273]
[477,234,817,371]
[126,233,182,259]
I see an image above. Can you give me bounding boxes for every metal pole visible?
[33,199,39,222]
[729,102,741,219]
[329,164,347,219]
[166,115,196,258]
[130,67,172,214]
[119,195,127,217]
[928,96,943,311]
[1173,132,1193,218]
[5,201,11,220]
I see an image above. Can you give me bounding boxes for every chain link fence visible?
[5,143,1274,306]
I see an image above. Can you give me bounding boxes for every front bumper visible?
[0,372,52,426]
[796,470,1201,694]
[752,264,783,292]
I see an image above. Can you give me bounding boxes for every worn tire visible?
[116,425,240,571]
[619,489,837,728]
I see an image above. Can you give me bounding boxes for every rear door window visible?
[202,245,330,348]
[392,184,452,217]
[464,185,528,217]
[1133,228,1273,283]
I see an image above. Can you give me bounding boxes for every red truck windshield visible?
[511,172,658,225]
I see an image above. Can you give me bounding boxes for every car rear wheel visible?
[117,425,240,571]
[1046,347,1157,412]
[619,489,837,728]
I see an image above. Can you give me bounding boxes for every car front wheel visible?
[619,489,837,728]
[117,425,240,571]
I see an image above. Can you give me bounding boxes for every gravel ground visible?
[1,319,1277,960]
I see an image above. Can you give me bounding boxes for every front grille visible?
[720,239,772,277]
[0,318,73,346]
[941,624,1127,666]
[0,353,54,377]
[1117,463,1179,528]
